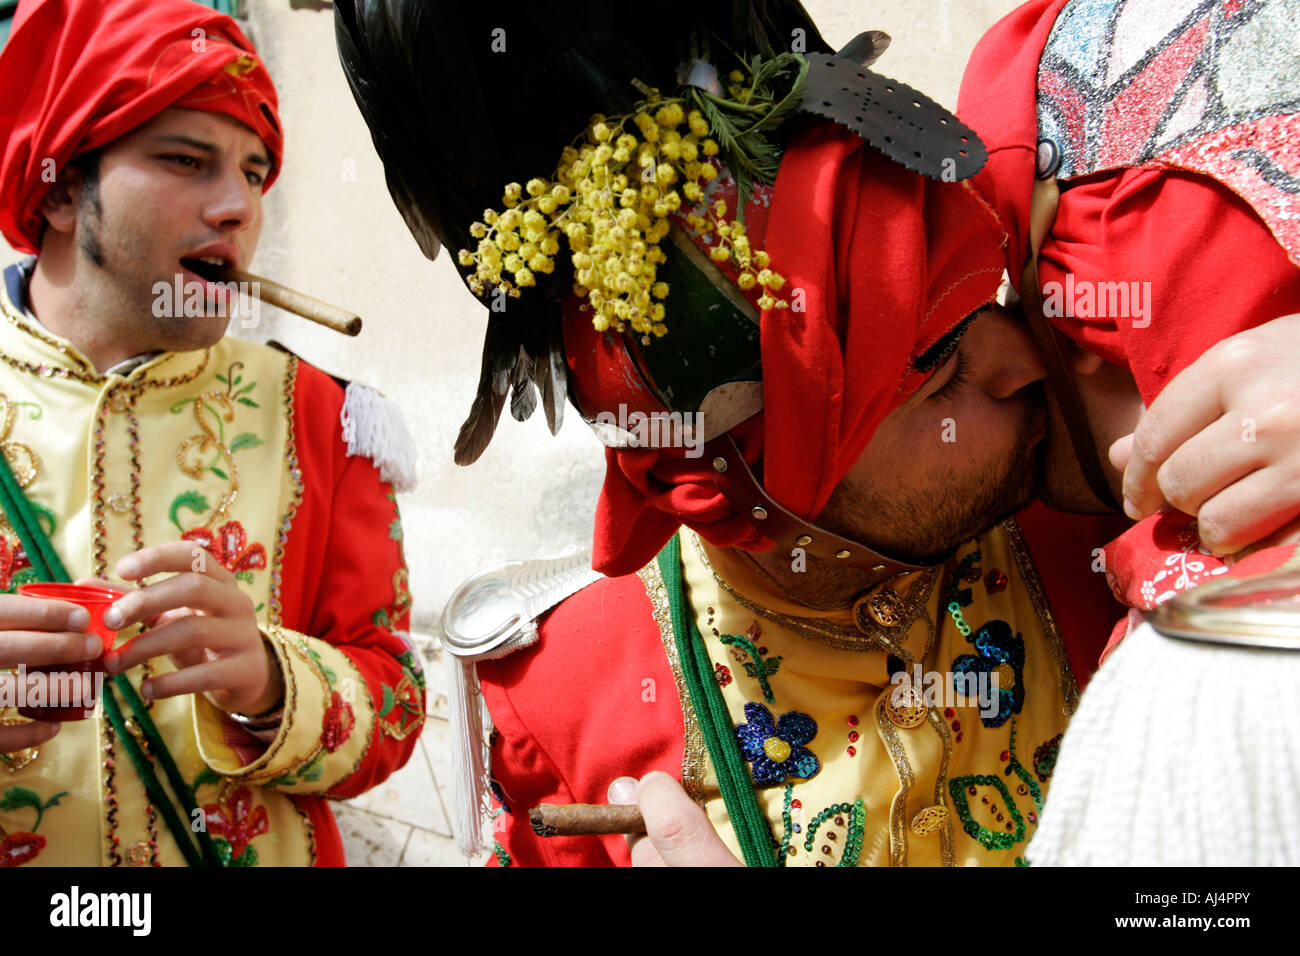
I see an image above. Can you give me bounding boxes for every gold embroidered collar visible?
[0,283,210,390]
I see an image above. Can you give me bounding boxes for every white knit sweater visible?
[1028,617,1300,866]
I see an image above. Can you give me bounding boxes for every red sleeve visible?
[479,572,687,866]
[279,360,424,799]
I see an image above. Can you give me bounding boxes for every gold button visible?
[1,746,38,772]
[855,588,905,629]
[126,841,152,866]
[835,549,851,559]
[795,534,812,546]
[911,805,949,835]
[751,506,768,520]
[884,683,928,729]
[107,493,133,515]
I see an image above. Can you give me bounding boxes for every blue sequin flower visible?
[735,702,820,786]
[952,619,1025,728]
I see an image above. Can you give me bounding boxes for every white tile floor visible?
[335,635,492,866]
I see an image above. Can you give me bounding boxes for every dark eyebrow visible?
[151,133,271,168]
[912,307,985,374]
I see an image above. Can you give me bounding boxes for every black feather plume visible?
[335,0,830,462]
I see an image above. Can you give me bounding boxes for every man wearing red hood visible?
[0,0,423,867]
[475,120,1083,867]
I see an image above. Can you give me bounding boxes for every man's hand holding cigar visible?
[607,773,741,867]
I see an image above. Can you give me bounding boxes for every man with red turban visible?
[0,0,423,867]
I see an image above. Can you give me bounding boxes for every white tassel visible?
[447,652,491,857]
[447,622,542,858]
[340,382,419,492]
[1029,617,1300,865]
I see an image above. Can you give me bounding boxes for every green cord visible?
[658,535,776,867]
[0,453,219,866]
[109,674,222,866]
[100,682,207,867]
[0,450,66,582]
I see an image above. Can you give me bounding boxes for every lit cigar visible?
[183,259,363,337]
[529,802,646,837]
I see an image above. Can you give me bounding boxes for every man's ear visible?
[38,167,84,235]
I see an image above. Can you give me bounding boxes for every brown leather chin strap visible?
[704,433,952,576]
[1020,176,1123,513]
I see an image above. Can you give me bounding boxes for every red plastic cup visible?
[16,582,128,721]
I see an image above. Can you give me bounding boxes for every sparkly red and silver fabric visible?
[0,0,283,252]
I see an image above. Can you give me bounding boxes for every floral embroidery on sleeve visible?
[322,692,355,752]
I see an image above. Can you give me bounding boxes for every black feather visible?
[453,315,514,466]
[535,319,567,436]
[509,347,537,423]
[836,30,892,68]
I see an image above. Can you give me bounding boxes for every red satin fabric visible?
[593,124,1006,575]
[0,0,282,252]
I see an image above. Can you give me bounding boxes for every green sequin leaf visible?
[229,432,263,453]
[213,838,234,866]
[232,844,259,867]
[0,786,43,815]
[168,490,211,533]
[720,633,779,704]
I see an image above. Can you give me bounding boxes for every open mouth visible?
[179,256,231,281]
[176,256,239,313]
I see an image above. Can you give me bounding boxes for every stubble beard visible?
[77,201,228,356]
[820,415,1045,566]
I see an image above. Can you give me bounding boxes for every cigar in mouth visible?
[529,802,647,837]
[182,259,363,337]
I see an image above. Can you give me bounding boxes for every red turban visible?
[959,0,1300,647]
[593,123,1007,576]
[0,0,283,253]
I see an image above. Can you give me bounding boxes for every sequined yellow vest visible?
[640,526,1075,866]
